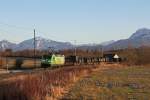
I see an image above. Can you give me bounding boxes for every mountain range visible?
[0,40,16,51]
[13,37,73,51]
[0,37,73,51]
[0,28,150,51]
[104,28,150,50]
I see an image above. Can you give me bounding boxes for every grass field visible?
[0,64,150,100]
[63,66,150,100]
[0,65,96,100]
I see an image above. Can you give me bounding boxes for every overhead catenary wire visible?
[0,21,56,40]
[0,21,33,31]
[0,21,34,40]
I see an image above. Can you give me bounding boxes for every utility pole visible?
[0,52,2,67]
[34,29,36,68]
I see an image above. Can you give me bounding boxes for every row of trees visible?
[0,49,103,58]
[1,46,150,65]
[117,47,150,65]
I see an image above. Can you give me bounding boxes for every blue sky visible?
[0,0,150,44]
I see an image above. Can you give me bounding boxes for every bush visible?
[119,47,150,65]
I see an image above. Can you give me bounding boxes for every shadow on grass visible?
[0,83,28,100]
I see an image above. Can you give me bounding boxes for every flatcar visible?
[65,55,101,65]
[41,53,123,67]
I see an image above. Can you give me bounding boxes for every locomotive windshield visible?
[42,55,52,59]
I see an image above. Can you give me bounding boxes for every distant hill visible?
[105,28,150,50]
[13,37,73,51]
[0,37,73,51]
[0,40,16,51]
[0,28,150,51]
[100,40,115,46]
[77,44,103,51]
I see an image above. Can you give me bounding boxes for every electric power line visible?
[0,21,33,31]
[0,21,56,42]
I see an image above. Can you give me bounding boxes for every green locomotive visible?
[41,54,65,67]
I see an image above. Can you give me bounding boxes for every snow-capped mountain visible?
[0,40,16,51]
[130,28,150,39]
[1,28,150,51]
[13,37,73,51]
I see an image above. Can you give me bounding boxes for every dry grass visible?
[64,65,150,100]
[0,65,95,100]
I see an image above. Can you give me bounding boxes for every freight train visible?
[41,53,122,67]
[41,54,101,67]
